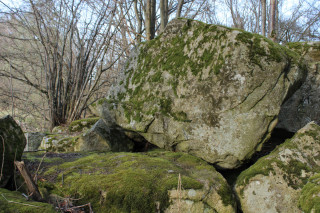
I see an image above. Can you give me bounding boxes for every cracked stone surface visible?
[103,18,306,169]
[235,122,320,213]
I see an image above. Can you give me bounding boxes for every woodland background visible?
[0,0,319,131]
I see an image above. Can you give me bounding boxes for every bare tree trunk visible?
[150,0,156,39]
[145,0,156,40]
[145,0,151,40]
[269,0,277,41]
[9,64,14,118]
[160,0,168,32]
[134,0,143,43]
[14,161,42,201]
[176,0,184,18]
[261,0,266,36]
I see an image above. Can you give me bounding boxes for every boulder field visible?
[3,19,320,213]
[104,18,306,169]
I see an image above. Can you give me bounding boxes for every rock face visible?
[24,132,46,152]
[0,115,26,187]
[41,150,236,213]
[235,122,320,213]
[75,119,134,152]
[105,18,306,169]
[277,42,320,132]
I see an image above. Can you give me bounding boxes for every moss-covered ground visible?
[0,188,56,213]
[24,149,233,213]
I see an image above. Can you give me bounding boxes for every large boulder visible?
[104,19,306,169]
[277,42,320,132]
[234,122,320,213]
[40,150,236,213]
[24,132,46,152]
[0,115,26,187]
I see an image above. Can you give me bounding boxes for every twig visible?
[66,203,94,213]
[0,135,5,182]
[177,173,182,213]
[1,193,41,208]
[56,197,64,213]
[34,152,47,182]
[14,147,17,190]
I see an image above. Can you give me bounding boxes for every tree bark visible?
[176,0,184,18]
[160,0,168,32]
[14,161,42,202]
[134,0,142,43]
[261,0,266,36]
[269,0,277,41]
[145,0,156,40]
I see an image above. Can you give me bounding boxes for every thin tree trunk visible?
[150,0,156,39]
[145,0,156,40]
[261,0,266,36]
[269,0,277,41]
[176,0,184,18]
[145,0,151,40]
[134,0,142,43]
[160,0,168,32]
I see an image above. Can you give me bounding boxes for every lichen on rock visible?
[104,18,307,169]
[68,117,100,133]
[234,121,320,213]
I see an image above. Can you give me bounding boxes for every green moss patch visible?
[40,150,232,212]
[298,173,320,213]
[0,188,56,213]
[68,117,99,132]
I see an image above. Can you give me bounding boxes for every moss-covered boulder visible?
[104,18,306,169]
[0,115,26,187]
[40,117,134,152]
[39,134,79,152]
[68,117,100,133]
[41,150,236,213]
[52,125,68,134]
[277,42,320,132]
[298,173,320,213]
[0,188,56,213]
[24,132,47,152]
[234,122,320,213]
